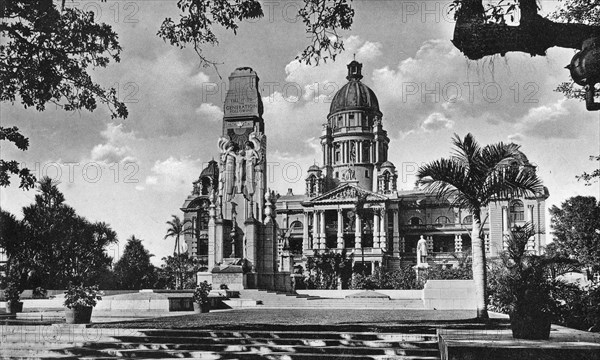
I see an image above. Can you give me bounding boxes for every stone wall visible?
[422,280,476,310]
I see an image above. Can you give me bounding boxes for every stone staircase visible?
[236,289,424,309]
[0,326,441,359]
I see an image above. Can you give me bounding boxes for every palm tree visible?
[416,133,544,319]
[164,215,192,290]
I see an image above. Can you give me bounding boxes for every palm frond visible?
[480,166,544,206]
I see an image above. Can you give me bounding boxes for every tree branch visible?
[453,0,600,60]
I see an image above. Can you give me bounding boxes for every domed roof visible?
[200,160,219,178]
[308,164,321,172]
[380,161,395,168]
[329,61,380,116]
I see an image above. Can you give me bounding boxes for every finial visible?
[353,53,356,61]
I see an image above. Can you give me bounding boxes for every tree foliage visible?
[113,236,156,290]
[1,0,128,189]
[158,0,354,68]
[16,177,117,288]
[550,196,600,272]
[576,155,600,186]
[304,249,353,289]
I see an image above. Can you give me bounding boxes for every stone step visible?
[60,347,442,359]
[73,342,439,356]
[136,329,437,341]
[104,336,438,348]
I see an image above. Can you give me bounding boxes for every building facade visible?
[183,62,549,289]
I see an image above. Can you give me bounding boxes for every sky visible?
[2,0,599,265]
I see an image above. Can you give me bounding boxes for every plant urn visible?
[193,302,210,313]
[65,306,93,324]
[5,301,23,314]
[510,310,551,340]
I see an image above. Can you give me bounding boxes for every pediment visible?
[309,183,387,203]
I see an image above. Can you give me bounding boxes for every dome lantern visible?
[346,60,363,81]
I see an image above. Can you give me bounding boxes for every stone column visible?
[319,210,326,249]
[392,210,400,255]
[357,141,362,163]
[337,209,344,249]
[454,234,462,253]
[373,210,380,248]
[400,236,405,253]
[380,208,387,250]
[303,212,310,251]
[355,214,362,249]
[312,211,319,250]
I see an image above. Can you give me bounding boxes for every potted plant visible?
[4,280,23,314]
[193,281,212,313]
[489,223,556,340]
[63,283,103,324]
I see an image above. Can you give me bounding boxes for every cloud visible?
[144,156,202,193]
[195,103,224,122]
[89,123,137,164]
[421,112,454,132]
[513,100,580,139]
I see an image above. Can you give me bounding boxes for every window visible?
[199,210,209,230]
[191,216,196,234]
[335,172,339,178]
[290,221,303,230]
[435,216,451,224]
[462,215,472,224]
[365,170,369,178]
[409,217,423,226]
[510,200,525,222]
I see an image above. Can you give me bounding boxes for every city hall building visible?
[181,62,548,290]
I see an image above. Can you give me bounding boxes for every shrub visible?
[63,283,103,309]
[4,280,21,303]
[32,287,47,299]
[193,281,212,305]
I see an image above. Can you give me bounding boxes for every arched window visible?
[290,221,303,230]
[510,200,525,222]
[409,217,423,226]
[462,215,472,224]
[382,171,391,191]
[435,216,451,224]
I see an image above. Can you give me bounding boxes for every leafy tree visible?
[113,236,156,290]
[164,215,192,290]
[154,253,206,290]
[20,177,117,288]
[550,196,600,272]
[416,133,544,318]
[1,0,127,189]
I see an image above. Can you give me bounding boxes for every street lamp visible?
[567,37,600,111]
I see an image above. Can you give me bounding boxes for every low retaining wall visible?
[296,289,422,299]
[422,280,476,310]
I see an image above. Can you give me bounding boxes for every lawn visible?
[91,308,509,332]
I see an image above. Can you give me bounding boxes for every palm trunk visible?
[471,210,489,319]
[177,236,182,290]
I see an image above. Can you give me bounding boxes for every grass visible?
[91,308,510,332]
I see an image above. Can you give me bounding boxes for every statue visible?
[416,235,428,267]
[244,141,260,196]
[218,139,237,202]
[234,150,245,193]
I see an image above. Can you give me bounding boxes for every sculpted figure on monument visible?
[234,150,245,193]
[218,139,237,202]
[244,141,260,196]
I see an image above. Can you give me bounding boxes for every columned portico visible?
[319,210,326,249]
[373,210,380,248]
